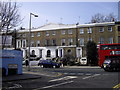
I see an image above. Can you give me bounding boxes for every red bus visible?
[98,43,120,68]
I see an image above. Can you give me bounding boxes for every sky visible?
[17,1,119,29]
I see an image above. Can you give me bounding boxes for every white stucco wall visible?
[22,46,82,60]
[22,46,58,60]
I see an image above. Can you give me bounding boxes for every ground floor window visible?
[60,49,62,57]
[56,49,58,57]
[47,50,51,57]
[67,49,72,54]
[39,49,42,58]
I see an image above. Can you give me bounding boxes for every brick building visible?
[16,22,120,62]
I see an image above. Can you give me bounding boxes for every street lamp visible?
[76,23,79,47]
[28,13,38,71]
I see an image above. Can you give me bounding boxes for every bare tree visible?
[0,1,22,49]
[91,13,117,23]
[0,1,22,31]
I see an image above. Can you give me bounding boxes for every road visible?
[2,66,120,89]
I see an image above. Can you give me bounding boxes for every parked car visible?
[38,59,61,68]
[103,58,120,71]
[80,57,87,65]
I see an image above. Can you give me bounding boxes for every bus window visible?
[101,45,120,50]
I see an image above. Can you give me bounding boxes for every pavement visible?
[63,66,100,68]
[2,65,100,82]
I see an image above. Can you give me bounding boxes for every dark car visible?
[38,59,61,68]
[103,58,120,71]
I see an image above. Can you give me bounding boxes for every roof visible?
[18,22,115,33]
[18,23,76,33]
[77,22,115,28]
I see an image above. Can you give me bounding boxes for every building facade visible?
[16,22,120,62]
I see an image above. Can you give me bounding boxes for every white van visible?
[80,57,87,65]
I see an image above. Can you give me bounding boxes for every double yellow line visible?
[113,83,120,88]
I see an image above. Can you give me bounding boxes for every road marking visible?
[113,83,120,88]
[68,73,75,75]
[63,73,68,74]
[34,81,74,90]
[82,74,100,80]
[8,84,22,89]
[77,73,84,75]
[49,76,77,82]
[85,73,92,75]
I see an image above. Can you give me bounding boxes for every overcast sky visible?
[17,1,119,29]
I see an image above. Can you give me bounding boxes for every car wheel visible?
[41,65,44,68]
[53,66,56,68]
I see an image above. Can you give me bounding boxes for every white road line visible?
[82,74,100,80]
[24,72,51,77]
[85,73,92,75]
[69,73,76,75]
[41,81,74,89]
[77,73,84,75]
[48,76,77,82]
[64,73,68,74]
[8,84,22,89]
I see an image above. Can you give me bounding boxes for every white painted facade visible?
[21,46,67,60]
[20,45,83,61]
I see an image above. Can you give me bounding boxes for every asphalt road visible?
[2,66,120,89]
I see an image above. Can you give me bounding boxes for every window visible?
[80,29,84,34]
[87,28,92,33]
[60,49,63,57]
[108,37,113,44]
[17,40,21,48]
[108,26,112,32]
[36,40,40,47]
[118,26,120,31]
[52,39,56,46]
[18,34,22,37]
[68,38,73,45]
[23,34,26,37]
[67,49,72,54]
[47,50,51,57]
[52,31,56,35]
[68,30,73,34]
[39,49,42,58]
[61,39,65,46]
[99,27,104,32]
[46,31,49,36]
[88,38,92,41]
[37,32,40,37]
[101,45,120,50]
[22,40,26,48]
[45,39,50,46]
[61,30,66,35]
[31,41,34,47]
[31,33,34,37]
[79,38,84,46]
[56,49,58,57]
[32,50,35,56]
[99,37,104,44]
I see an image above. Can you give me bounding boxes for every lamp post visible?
[28,13,38,71]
